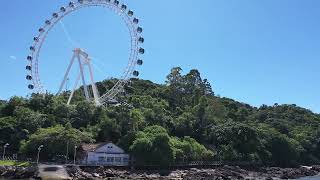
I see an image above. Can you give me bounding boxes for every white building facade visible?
[82,143,130,166]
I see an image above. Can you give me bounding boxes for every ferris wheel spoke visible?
[59,20,79,48]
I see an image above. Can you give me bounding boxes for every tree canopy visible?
[0,67,319,167]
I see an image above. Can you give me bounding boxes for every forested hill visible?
[1,67,320,167]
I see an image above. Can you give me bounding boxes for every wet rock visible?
[92,173,99,177]
[3,165,319,180]
[278,167,318,179]
[0,166,6,174]
[311,165,320,172]
[1,166,16,177]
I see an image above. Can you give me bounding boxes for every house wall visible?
[83,143,130,166]
[86,152,130,166]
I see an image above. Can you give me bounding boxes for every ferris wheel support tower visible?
[58,48,100,105]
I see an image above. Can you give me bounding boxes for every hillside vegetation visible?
[1,67,320,167]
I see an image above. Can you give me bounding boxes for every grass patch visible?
[0,160,31,167]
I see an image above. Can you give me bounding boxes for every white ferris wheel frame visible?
[26,0,144,105]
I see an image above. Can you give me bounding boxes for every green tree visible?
[269,134,302,167]
[1,96,26,117]
[28,93,55,114]
[130,125,175,166]
[1,68,319,168]
[14,106,53,134]
[95,116,121,143]
[171,136,215,162]
[0,116,28,152]
[129,95,172,128]
[71,101,95,128]
[20,125,93,160]
[130,125,214,166]
[209,122,260,161]
[129,108,145,131]
[173,112,196,137]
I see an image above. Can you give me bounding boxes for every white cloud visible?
[9,55,17,60]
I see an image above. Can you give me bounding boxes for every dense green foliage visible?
[129,125,214,166]
[20,124,93,160]
[1,67,320,167]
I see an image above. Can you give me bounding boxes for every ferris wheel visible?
[25,0,145,106]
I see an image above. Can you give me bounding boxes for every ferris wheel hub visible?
[74,48,89,58]
[74,48,91,64]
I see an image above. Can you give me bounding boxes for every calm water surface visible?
[0,178,33,180]
[296,175,320,180]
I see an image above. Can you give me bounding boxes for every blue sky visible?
[1,0,320,112]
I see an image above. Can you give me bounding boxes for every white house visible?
[80,143,130,166]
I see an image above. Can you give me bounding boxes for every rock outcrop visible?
[1,165,320,179]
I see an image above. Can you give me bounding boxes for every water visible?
[296,175,320,180]
[0,178,33,180]
[0,178,34,180]
[0,177,33,180]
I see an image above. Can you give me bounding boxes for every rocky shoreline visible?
[66,165,320,180]
[0,166,37,179]
[1,165,320,179]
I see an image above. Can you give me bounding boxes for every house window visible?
[122,157,129,163]
[107,157,114,162]
[98,157,105,162]
[115,157,121,162]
